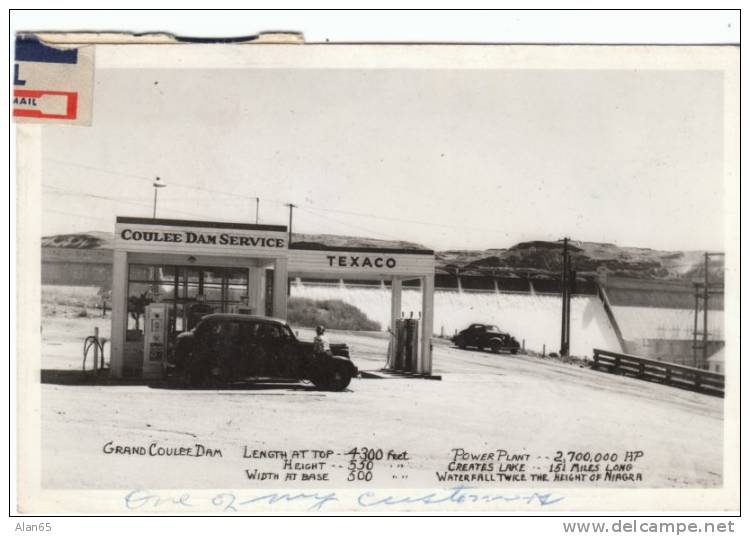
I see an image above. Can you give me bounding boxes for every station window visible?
[126,264,249,338]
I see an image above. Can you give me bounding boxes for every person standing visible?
[313,325,330,357]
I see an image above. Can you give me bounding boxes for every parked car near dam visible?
[168,314,357,391]
[452,323,521,354]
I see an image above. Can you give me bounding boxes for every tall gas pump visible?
[143,303,170,379]
[391,316,420,373]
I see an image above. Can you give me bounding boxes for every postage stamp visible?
[13,34,94,125]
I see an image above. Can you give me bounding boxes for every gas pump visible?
[143,303,170,378]
[391,316,420,373]
[403,318,420,372]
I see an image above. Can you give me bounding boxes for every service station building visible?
[110,216,436,379]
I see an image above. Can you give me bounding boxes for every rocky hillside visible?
[41,232,722,282]
[290,233,426,251]
[438,241,724,282]
[41,231,113,249]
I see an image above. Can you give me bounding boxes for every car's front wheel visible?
[328,368,352,391]
[182,356,213,388]
[313,364,352,391]
[185,366,205,387]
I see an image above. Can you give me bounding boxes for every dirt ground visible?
[38,315,723,490]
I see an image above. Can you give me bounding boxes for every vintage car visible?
[451,323,520,354]
[168,314,357,391]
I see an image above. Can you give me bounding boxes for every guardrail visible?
[592,348,724,397]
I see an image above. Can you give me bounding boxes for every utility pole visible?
[692,283,700,368]
[692,251,725,368]
[560,237,571,357]
[285,203,296,246]
[703,252,709,365]
[152,176,166,219]
[255,197,260,224]
[567,244,572,354]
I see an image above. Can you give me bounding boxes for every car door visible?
[279,324,304,378]
[467,325,482,347]
[244,321,278,377]
[235,320,261,378]
[255,323,282,377]
[211,319,242,379]
[193,318,230,376]
[274,325,301,378]
[197,318,222,366]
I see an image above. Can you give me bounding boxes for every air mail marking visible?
[13,96,36,106]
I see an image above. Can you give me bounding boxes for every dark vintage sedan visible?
[168,314,357,391]
[452,323,520,354]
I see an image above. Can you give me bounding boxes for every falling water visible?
[611,305,724,341]
[290,284,621,357]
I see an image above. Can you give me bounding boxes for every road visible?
[39,317,723,490]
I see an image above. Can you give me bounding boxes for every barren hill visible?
[439,241,723,282]
[42,231,114,249]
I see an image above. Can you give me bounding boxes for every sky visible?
[41,66,725,252]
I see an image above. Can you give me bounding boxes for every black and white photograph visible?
[12,11,740,516]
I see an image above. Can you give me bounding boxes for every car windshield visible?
[256,322,295,341]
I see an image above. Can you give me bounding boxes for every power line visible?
[44,158,154,183]
[44,158,513,239]
[44,158,287,206]
[298,203,508,236]
[296,206,406,242]
[43,208,114,224]
[42,185,221,221]
[44,181,497,244]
